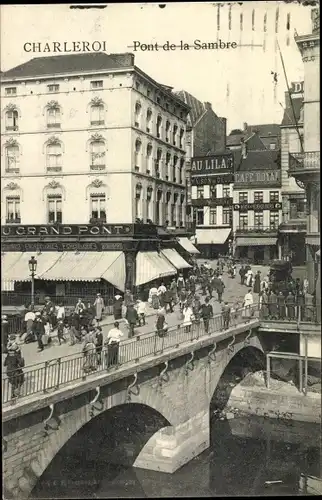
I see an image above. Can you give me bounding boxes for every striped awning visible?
[236,237,277,247]
[161,248,191,270]
[1,252,62,283]
[38,251,126,292]
[196,228,231,245]
[1,279,16,292]
[135,251,176,286]
[177,237,200,254]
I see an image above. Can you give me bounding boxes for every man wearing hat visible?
[4,335,25,399]
[33,312,45,351]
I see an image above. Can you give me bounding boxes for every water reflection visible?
[32,416,321,498]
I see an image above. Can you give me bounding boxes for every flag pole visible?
[276,40,304,153]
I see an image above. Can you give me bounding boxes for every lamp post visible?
[28,256,37,307]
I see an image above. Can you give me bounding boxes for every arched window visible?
[46,141,63,172]
[134,139,142,171]
[5,109,19,131]
[156,115,162,138]
[135,183,143,220]
[5,144,20,173]
[155,148,162,177]
[90,140,106,171]
[134,102,142,128]
[146,108,152,133]
[179,128,184,149]
[46,105,61,129]
[146,143,153,174]
[90,103,105,126]
[172,124,178,145]
[165,120,171,142]
[173,156,178,183]
[165,152,171,180]
[179,157,185,184]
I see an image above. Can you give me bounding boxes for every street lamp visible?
[28,256,37,306]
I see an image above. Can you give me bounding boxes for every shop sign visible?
[192,197,233,207]
[234,170,281,187]
[291,81,304,94]
[1,223,157,238]
[191,174,234,186]
[191,153,233,175]
[233,202,282,211]
[1,242,124,252]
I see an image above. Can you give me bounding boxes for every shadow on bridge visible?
[31,403,170,499]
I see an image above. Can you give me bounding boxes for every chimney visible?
[241,138,247,159]
[204,102,212,110]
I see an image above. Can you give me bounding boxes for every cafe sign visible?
[191,153,234,175]
[234,170,281,187]
[1,223,157,238]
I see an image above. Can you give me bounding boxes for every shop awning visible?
[135,251,176,286]
[38,251,126,292]
[1,252,62,284]
[196,228,231,245]
[1,279,16,292]
[177,237,200,254]
[161,248,191,270]
[236,237,277,247]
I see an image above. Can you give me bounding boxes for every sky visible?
[0,2,313,132]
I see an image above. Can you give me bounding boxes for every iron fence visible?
[1,292,115,309]
[259,305,320,324]
[2,304,259,405]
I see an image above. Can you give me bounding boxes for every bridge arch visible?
[30,403,171,498]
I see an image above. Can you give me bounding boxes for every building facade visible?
[290,8,320,304]
[278,81,306,265]
[190,153,234,258]
[1,52,197,300]
[232,144,282,264]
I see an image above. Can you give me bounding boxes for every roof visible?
[174,90,206,125]
[244,123,280,138]
[237,150,280,172]
[245,133,267,150]
[227,133,244,146]
[281,96,303,126]
[227,123,280,148]
[1,52,134,79]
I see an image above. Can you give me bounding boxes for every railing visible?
[2,305,260,405]
[1,293,115,309]
[290,151,320,169]
[260,305,320,324]
[235,226,279,233]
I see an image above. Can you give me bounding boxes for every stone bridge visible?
[2,317,289,499]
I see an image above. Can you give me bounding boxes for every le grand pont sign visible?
[1,224,155,238]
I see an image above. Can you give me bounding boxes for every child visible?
[136,299,146,326]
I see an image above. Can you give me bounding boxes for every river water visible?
[32,415,321,498]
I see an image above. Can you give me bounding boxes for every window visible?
[179,157,184,184]
[91,80,103,89]
[134,139,142,171]
[269,143,276,150]
[90,140,105,171]
[173,124,178,145]
[196,208,204,225]
[5,144,20,173]
[209,208,217,225]
[147,88,151,98]
[254,211,264,229]
[239,192,248,203]
[254,191,263,202]
[210,185,217,198]
[165,120,170,142]
[165,152,171,179]
[171,203,176,226]
[239,213,248,229]
[6,196,20,223]
[179,128,184,148]
[269,211,279,229]
[47,195,62,223]
[269,191,279,203]
[155,148,162,176]
[146,109,152,132]
[90,104,104,126]
[173,156,178,182]
[90,194,106,222]
[46,142,63,171]
[156,115,162,138]
[134,102,141,128]
[46,107,61,128]
[146,144,153,174]
[5,87,17,96]
[135,81,140,91]
[197,186,204,199]
[5,110,18,131]
[223,207,232,225]
[289,197,306,220]
[223,185,230,198]
[47,84,60,93]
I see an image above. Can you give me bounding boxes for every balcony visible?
[47,123,61,129]
[46,166,62,173]
[5,168,20,175]
[90,217,106,224]
[236,226,279,235]
[6,218,21,224]
[90,120,104,126]
[279,212,307,233]
[289,151,320,183]
[90,165,106,171]
[6,126,18,132]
